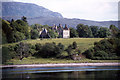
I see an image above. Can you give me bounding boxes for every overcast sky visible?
[1,0,119,21]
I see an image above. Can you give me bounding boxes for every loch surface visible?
[2,66,120,80]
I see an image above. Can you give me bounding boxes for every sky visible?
[1,0,119,21]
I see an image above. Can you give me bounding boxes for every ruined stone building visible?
[53,24,70,38]
[39,24,70,38]
[39,28,50,38]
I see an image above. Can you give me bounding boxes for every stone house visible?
[53,24,70,38]
[39,24,70,38]
[39,28,50,38]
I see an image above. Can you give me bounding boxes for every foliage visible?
[109,25,119,38]
[70,27,78,38]
[94,51,108,57]
[48,29,58,38]
[35,43,42,51]
[2,31,7,44]
[34,43,62,58]
[97,27,111,38]
[2,17,30,43]
[76,24,93,38]
[83,38,120,60]
[83,48,94,59]
[72,41,77,49]
[21,16,27,23]
[13,31,25,42]
[57,43,65,51]
[31,30,39,39]
[66,44,73,56]
[90,26,99,37]
[16,42,30,60]
[2,46,16,64]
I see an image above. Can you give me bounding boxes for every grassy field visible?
[3,38,119,65]
[3,38,104,53]
[6,57,120,65]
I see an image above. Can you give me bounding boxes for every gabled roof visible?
[42,28,47,33]
[63,24,69,30]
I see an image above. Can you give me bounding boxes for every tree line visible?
[1,16,120,64]
[83,26,120,60]
[70,24,113,38]
[2,16,117,44]
[2,41,78,64]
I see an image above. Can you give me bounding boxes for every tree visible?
[2,47,12,64]
[35,43,42,51]
[13,31,25,42]
[76,24,93,38]
[98,27,111,38]
[109,25,119,37]
[21,16,27,23]
[90,26,99,37]
[48,29,58,38]
[16,42,30,60]
[35,43,62,58]
[9,19,30,42]
[57,43,64,51]
[82,48,94,59]
[94,51,108,58]
[31,30,39,39]
[70,27,78,38]
[72,41,77,49]
[66,44,73,56]
[2,31,7,44]
[16,20,30,39]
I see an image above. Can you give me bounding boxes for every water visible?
[1,66,120,80]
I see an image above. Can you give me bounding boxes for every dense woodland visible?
[1,17,120,64]
[2,16,113,44]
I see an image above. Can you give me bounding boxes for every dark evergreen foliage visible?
[76,24,93,38]
[72,41,77,49]
[34,43,62,58]
[31,30,39,39]
[70,27,78,38]
[83,38,120,60]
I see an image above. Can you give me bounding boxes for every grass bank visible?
[3,38,104,53]
[5,57,120,65]
[4,38,117,65]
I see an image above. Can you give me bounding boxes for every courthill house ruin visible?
[39,24,70,38]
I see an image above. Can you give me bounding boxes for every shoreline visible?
[1,63,120,68]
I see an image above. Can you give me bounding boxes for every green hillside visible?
[3,38,103,53]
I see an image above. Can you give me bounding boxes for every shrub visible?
[82,48,94,59]
[29,49,37,55]
[57,43,64,51]
[35,43,42,51]
[31,30,39,39]
[2,46,16,64]
[15,42,30,60]
[94,51,108,58]
[35,43,62,58]
[72,41,77,49]
[14,31,25,42]
[66,44,73,56]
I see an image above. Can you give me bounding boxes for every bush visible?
[31,30,39,39]
[14,31,25,42]
[34,43,62,58]
[57,43,64,51]
[35,43,42,51]
[29,49,37,55]
[15,42,30,60]
[94,51,108,58]
[66,44,73,56]
[72,41,77,49]
[2,46,16,64]
[82,48,94,59]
